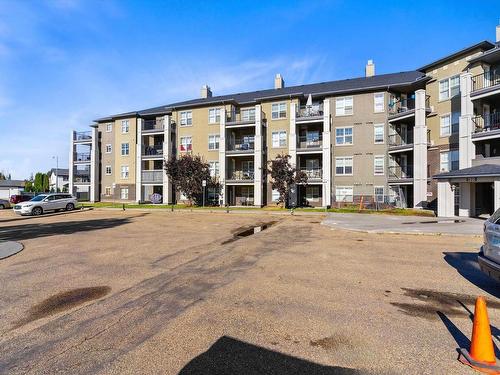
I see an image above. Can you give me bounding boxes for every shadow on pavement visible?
[443,252,500,299]
[0,208,91,224]
[178,336,366,375]
[0,213,148,242]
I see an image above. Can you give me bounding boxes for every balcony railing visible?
[142,170,163,183]
[388,165,413,179]
[300,168,322,179]
[388,98,415,115]
[75,152,91,162]
[142,144,163,156]
[227,171,254,180]
[298,135,322,149]
[227,138,255,152]
[74,131,92,141]
[297,104,324,118]
[473,112,500,133]
[143,119,164,132]
[388,133,414,147]
[74,175,91,183]
[226,113,256,123]
[472,70,500,92]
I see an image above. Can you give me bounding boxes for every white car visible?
[479,208,500,282]
[13,193,78,216]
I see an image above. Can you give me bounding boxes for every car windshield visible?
[30,195,48,202]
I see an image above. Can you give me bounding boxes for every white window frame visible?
[180,111,192,126]
[335,186,354,202]
[440,113,453,137]
[374,124,385,144]
[374,155,385,176]
[335,96,353,116]
[374,186,384,203]
[271,102,287,119]
[439,75,460,101]
[120,165,129,179]
[241,108,256,121]
[180,136,192,152]
[105,165,112,175]
[208,134,220,151]
[209,161,219,177]
[120,187,129,200]
[121,120,129,134]
[208,108,221,124]
[335,157,353,176]
[440,150,459,172]
[106,123,112,132]
[305,186,320,202]
[105,144,112,153]
[121,142,129,156]
[105,187,111,196]
[374,93,385,113]
[272,130,287,148]
[335,126,353,145]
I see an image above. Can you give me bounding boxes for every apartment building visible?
[69,25,500,216]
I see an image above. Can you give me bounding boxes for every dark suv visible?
[10,194,33,204]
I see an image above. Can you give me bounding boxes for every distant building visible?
[48,168,69,192]
[0,180,25,199]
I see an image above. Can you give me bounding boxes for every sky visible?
[0,0,499,179]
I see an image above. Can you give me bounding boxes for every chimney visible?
[496,21,500,43]
[274,74,284,89]
[365,60,375,77]
[200,85,212,99]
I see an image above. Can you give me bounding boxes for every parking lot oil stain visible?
[222,221,277,244]
[310,335,354,351]
[391,288,500,320]
[15,286,110,327]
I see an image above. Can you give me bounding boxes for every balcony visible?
[297,135,322,152]
[142,145,163,158]
[74,173,91,184]
[472,71,500,94]
[74,131,92,142]
[226,170,254,182]
[473,112,500,135]
[388,96,430,122]
[227,138,255,155]
[388,165,413,182]
[142,119,164,133]
[300,168,322,180]
[388,134,414,152]
[296,104,324,122]
[226,112,256,126]
[74,152,91,163]
[142,170,163,183]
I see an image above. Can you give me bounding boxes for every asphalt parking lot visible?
[0,209,497,374]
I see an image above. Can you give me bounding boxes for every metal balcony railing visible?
[142,144,163,156]
[388,165,413,179]
[473,112,500,133]
[298,135,322,148]
[472,70,500,92]
[388,133,414,147]
[388,98,415,114]
[75,152,91,162]
[143,119,164,132]
[227,138,255,152]
[74,175,91,183]
[227,112,256,123]
[227,171,254,180]
[74,131,92,141]
[300,168,322,179]
[297,104,324,118]
[142,170,163,183]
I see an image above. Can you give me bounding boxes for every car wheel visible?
[0,204,4,209]
[66,203,75,211]
[32,207,43,216]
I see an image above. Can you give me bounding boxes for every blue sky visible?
[0,0,498,179]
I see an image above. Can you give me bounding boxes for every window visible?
[272,189,280,202]
[335,186,353,202]
[209,161,219,177]
[439,75,460,101]
[208,135,220,150]
[335,127,353,145]
[180,136,192,152]
[121,143,129,156]
[440,150,459,172]
[105,165,112,175]
[440,113,459,136]
[242,160,254,177]
[241,108,256,121]
[272,130,287,147]
[335,96,353,116]
[335,157,353,175]
[306,186,320,202]
[180,111,192,126]
[105,144,112,153]
[105,187,111,196]
[120,188,129,200]
[121,165,129,179]
[374,124,385,144]
[106,123,112,132]
[121,120,129,133]
[374,186,384,203]
[208,108,221,124]
[374,93,385,113]
[374,156,385,175]
[271,103,287,119]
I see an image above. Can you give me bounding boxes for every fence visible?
[331,194,405,210]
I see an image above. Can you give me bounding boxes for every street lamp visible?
[52,156,58,192]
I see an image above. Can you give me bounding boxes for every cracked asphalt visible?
[0,209,497,374]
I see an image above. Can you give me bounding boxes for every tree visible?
[267,154,308,208]
[33,172,49,192]
[164,154,221,206]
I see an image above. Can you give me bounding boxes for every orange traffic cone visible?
[459,296,500,374]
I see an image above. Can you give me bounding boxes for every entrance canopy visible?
[434,164,500,183]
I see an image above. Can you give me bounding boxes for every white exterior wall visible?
[437,181,455,217]
[322,99,332,207]
[254,105,263,206]
[413,89,428,208]
[459,72,474,169]
[289,102,298,207]
[68,131,74,196]
[495,180,500,212]
[90,126,99,202]
[219,108,226,205]
[458,182,474,217]
[136,118,143,203]
[162,115,172,204]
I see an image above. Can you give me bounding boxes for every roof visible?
[48,168,69,177]
[95,70,427,122]
[0,180,25,188]
[433,164,500,179]
[469,44,500,65]
[417,40,495,72]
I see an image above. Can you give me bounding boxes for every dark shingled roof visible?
[95,70,427,122]
[0,180,25,188]
[434,164,500,179]
[48,168,69,177]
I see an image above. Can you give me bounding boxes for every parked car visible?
[10,194,33,204]
[13,193,78,216]
[0,199,11,209]
[478,208,500,282]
